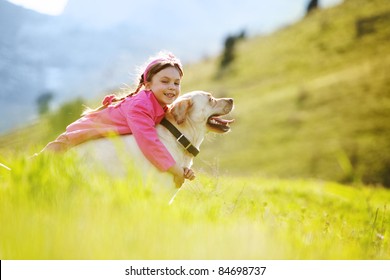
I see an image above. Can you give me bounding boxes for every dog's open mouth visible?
[207,115,234,133]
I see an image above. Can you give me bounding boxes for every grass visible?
[1,154,389,259]
[1,0,390,260]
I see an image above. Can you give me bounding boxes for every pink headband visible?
[143,54,183,82]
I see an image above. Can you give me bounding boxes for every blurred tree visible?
[36,92,54,115]
[356,11,390,38]
[220,35,236,69]
[218,30,246,75]
[48,98,85,137]
[306,0,319,15]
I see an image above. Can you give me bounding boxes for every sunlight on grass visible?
[1,154,389,259]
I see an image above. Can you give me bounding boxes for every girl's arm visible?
[127,108,176,171]
[125,100,195,187]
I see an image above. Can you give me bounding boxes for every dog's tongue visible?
[210,116,235,125]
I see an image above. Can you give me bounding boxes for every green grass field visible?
[1,154,389,259]
[1,0,390,260]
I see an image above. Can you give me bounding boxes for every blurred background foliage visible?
[1,0,390,187]
[182,0,390,187]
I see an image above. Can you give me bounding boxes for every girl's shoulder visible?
[127,90,155,103]
[121,90,153,109]
[122,90,164,116]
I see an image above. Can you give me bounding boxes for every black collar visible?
[160,118,200,157]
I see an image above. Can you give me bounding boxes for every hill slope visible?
[182,0,390,186]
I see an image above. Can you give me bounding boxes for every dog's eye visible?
[209,97,216,105]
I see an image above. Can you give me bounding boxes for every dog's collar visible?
[160,118,200,157]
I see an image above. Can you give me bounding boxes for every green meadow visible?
[1,0,390,259]
[1,154,389,259]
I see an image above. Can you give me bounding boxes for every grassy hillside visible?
[1,154,389,259]
[182,0,390,186]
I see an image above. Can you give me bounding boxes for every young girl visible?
[41,51,195,186]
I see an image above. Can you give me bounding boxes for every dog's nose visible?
[227,98,233,104]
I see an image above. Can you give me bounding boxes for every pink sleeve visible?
[126,103,176,172]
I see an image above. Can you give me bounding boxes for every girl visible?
[41,51,195,186]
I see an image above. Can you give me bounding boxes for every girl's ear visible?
[171,98,193,125]
[144,81,151,91]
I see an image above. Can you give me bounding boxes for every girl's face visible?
[145,66,181,106]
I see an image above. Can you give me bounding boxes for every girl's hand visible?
[168,165,196,188]
[168,164,185,188]
[183,167,195,181]
[173,175,184,188]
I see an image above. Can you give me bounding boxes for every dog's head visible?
[169,91,234,133]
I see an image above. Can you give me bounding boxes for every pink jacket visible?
[58,90,176,171]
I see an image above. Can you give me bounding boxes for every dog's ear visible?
[170,98,193,125]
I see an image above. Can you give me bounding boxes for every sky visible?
[7,0,68,15]
[4,0,345,87]
[8,0,343,34]
[6,0,344,61]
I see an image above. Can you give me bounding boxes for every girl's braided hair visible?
[83,51,183,116]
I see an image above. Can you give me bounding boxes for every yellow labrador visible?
[75,91,234,193]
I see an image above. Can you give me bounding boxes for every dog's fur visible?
[74,91,234,193]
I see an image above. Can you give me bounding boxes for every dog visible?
[74,91,234,195]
